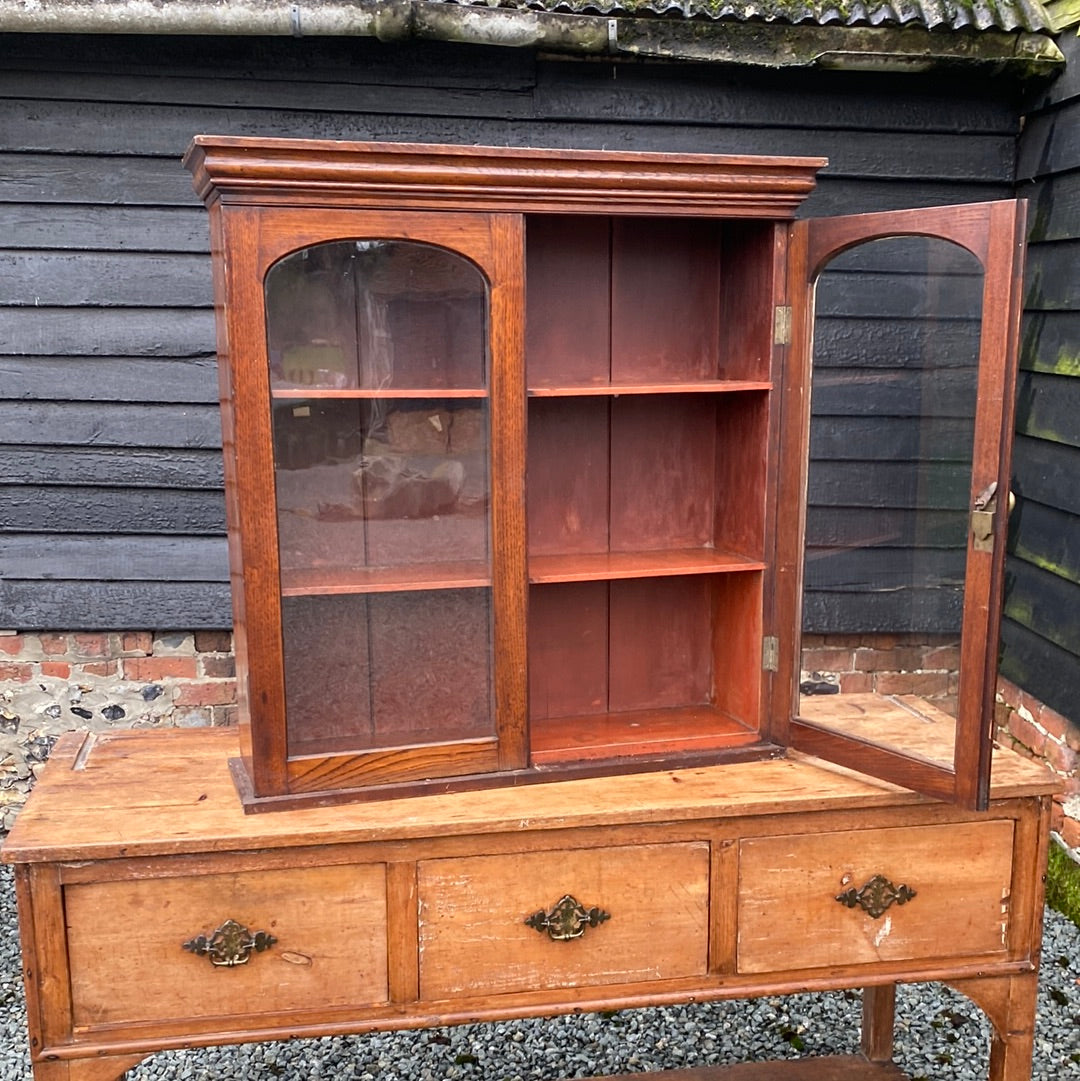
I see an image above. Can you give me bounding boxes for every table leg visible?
[861,983,896,1064]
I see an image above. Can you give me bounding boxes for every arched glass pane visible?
[265,240,493,759]
[800,236,984,764]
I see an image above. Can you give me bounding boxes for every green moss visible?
[1047,841,1080,927]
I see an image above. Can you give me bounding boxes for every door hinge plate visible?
[762,635,779,672]
[773,306,792,346]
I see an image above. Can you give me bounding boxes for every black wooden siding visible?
[1001,34,1080,721]
[0,33,1021,631]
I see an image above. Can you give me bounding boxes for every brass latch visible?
[971,482,998,554]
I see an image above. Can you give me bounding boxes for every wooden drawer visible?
[65,863,388,1027]
[418,842,710,999]
[737,820,1014,975]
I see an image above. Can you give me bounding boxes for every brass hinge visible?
[762,635,779,672]
[773,306,792,346]
[971,481,998,554]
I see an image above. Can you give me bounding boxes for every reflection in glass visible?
[266,240,486,390]
[264,239,494,756]
[799,237,984,762]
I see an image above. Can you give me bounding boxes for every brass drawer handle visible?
[836,874,917,920]
[182,918,277,967]
[525,894,611,941]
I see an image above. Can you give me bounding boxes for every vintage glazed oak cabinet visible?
[2,140,1056,1081]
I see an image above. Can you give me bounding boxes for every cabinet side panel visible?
[711,572,763,727]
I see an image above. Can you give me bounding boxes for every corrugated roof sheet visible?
[431,0,1053,32]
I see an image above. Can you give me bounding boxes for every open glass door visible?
[784,201,1026,809]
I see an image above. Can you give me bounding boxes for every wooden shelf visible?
[530,705,760,766]
[271,387,488,399]
[280,561,490,595]
[527,381,771,397]
[528,549,764,584]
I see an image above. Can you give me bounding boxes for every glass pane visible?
[799,236,983,766]
[265,239,494,757]
[273,396,490,588]
[282,590,493,756]
[266,240,486,391]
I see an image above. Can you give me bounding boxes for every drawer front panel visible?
[66,864,388,1027]
[737,820,1014,975]
[418,842,709,999]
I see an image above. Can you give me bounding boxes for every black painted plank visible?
[1015,369,1080,450]
[999,617,1080,723]
[0,153,196,205]
[806,507,966,547]
[1,486,226,533]
[811,318,983,368]
[805,547,965,591]
[0,356,218,404]
[5,205,210,253]
[1024,240,1080,310]
[803,585,962,634]
[1011,434,1080,515]
[0,251,212,308]
[0,403,221,449]
[0,74,536,125]
[0,534,228,582]
[1010,499,1080,587]
[1016,107,1080,181]
[0,579,233,630]
[801,179,1011,218]
[810,417,974,461]
[535,62,1018,133]
[1023,172,1080,244]
[1004,556,1080,656]
[0,34,537,91]
[808,461,970,510]
[1020,310,1080,375]
[0,307,215,356]
[5,446,223,488]
[817,272,983,318]
[0,108,1017,182]
[811,368,978,418]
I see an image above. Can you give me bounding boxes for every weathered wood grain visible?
[1023,240,1080,310]
[535,61,1018,133]
[0,535,229,582]
[0,402,221,448]
[0,580,232,629]
[1015,369,1080,450]
[0,251,212,307]
[808,461,969,510]
[0,308,215,356]
[4,205,210,252]
[0,486,226,533]
[1011,499,1080,586]
[4,446,223,488]
[1000,616,1080,724]
[1011,435,1080,514]
[0,356,218,403]
[1004,555,1080,655]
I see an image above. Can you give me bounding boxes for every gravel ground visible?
[0,863,1077,1080]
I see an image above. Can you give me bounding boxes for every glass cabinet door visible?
[785,201,1026,809]
[264,239,497,786]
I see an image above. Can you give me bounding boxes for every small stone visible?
[69,706,92,720]
[101,704,126,722]
[43,704,62,720]
[0,711,18,735]
[141,684,164,702]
